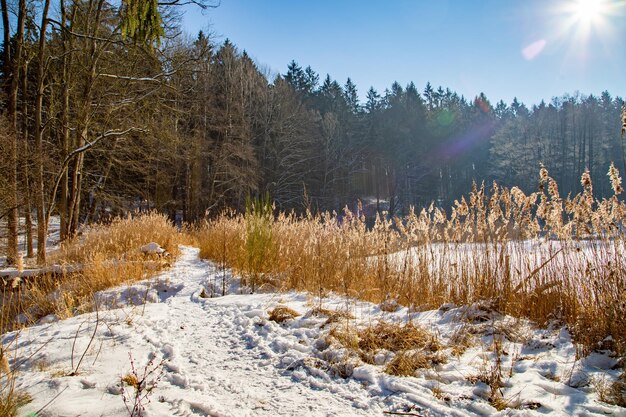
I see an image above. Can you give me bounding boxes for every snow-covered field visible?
[388,238,625,285]
[4,246,625,416]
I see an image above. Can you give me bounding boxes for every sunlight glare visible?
[554,0,622,53]
[573,0,608,23]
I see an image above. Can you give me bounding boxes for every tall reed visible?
[196,166,626,355]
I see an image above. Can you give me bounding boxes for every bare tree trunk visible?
[1,0,25,265]
[66,0,105,237]
[35,0,51,265]
[22,60,33,258]
[59,0,76,241]
[23,142,34,258]
[68,151,84,236]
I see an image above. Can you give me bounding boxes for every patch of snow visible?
[140,242,166,255]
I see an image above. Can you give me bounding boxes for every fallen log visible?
[0,264,82,288]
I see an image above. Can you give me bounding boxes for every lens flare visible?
[522,39,547,60]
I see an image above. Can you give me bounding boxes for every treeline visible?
[0,0,624,264]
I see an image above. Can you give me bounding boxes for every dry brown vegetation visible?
[54,213,184,264]
[0,340,32,417]
[1,213,186,332]
[357,322,441,355]
[327,320,445,376]
[196,166,626,355]
[268,306,300,323]
[308,307,354,326]
[595,371,626,407]
[0,386,31,417]
[385,350,448,377]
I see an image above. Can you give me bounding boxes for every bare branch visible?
[98,71,176,83]
[157,0,220,8]
[45,127,147,221]
[47,18,124,44]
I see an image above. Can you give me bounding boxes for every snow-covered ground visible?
[4,246,625,416]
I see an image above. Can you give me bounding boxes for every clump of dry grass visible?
[195,166,626,355]
[431,386,449,401]
[448,325,477,357]
[358,322,441,354]
[268,306,300,323]
[0,340,32,417]
[490,396,512,412]
[329,321,444,372]
[1,213,185,331]
[595,372,626,407]
[385,350,448,376]
[0,389,31,417]
[308,307,354,326]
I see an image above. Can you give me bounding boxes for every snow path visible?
[9,247,381,416]
[124,248,375,417]
[6,246,626,417]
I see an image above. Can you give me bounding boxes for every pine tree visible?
[120,0,164,46]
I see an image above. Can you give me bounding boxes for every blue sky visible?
[182,0,626,106]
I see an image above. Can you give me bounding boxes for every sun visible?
[554,0,622,46]
[571,0,610,24]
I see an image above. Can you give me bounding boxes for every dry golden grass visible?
[384,350,448,376]
[268,306,300,323]
[595,372,626,407]
[431,386,448,401]
[0,341,32,417]
[448,325,477,357]
[358,322,440,354]
[328,320,444,370]
[195,166,626,355]
[1,213,185,332]
[0,389,31,417]
[309,307,354,325]
[1,213,183,413]
[54,212,184,263]
[490,395,512,412]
